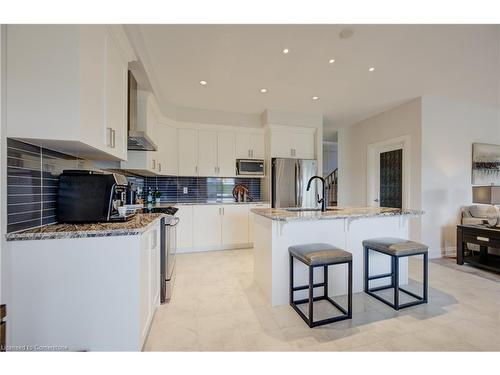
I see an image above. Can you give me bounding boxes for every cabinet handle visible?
[248,149,251,157]
[111,129,116,148]
[250,149,254,158]
[215,166,217,175]
[107,127,113,147]
[152,159,156,169]
[195,165,198,174]
[158,163,162,173]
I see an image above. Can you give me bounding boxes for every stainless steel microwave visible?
[236,159,265,176]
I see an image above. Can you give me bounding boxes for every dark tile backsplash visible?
[140,176,261,203]
[6,138,92,233]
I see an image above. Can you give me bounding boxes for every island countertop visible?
[5,213,166,241]
[251,206,423,222]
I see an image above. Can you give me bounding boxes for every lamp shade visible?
[472,185,500,205]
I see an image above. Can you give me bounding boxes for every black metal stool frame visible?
[289,254,352,328]
[364,246,428,310]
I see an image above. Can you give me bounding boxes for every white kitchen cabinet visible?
[178,129,199,176]
[193,205,223,247]
[248,203,271,242]
[221,205,249,244]
[176,205,194,249]
[162,125,178,176]
[6,25,130,161]
[217,132,236,177]
[121,150,160,176]
[236,133,265,159]
[270,128,315,159]
[6,220,161,351]
[291,132,315,159]
[104,31,128,160]
[250,134,265,159]
[198,130,218,177]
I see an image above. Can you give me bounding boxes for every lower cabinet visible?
[6,220,161,351]
[176,204,263,252]
[221,205,249,245]
[193,205,223,247]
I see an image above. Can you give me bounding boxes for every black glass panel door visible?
[379,149,402,208]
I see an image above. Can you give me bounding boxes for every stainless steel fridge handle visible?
[295,161,302,207]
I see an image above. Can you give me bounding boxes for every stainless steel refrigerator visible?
[272,158,318,209]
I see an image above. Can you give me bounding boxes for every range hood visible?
[128,71,158,151]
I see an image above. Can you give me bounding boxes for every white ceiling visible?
[125,24,499,133]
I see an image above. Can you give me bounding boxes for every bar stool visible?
[363,237,428,310]
[289,243,352,328]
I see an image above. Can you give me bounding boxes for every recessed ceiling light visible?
[329,59,335,64]
[260,88,268,93]
[199,80,207,86]
[282,48,289,54]
[368,67,375,72]
[312,96,319,101]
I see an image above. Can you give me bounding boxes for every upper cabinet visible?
[235,133,265,159]
[197,130,218,177]
[178,128,199,176]
[178,129,240,177]
[269,126,316,159]
[6,25,132,161]
[217,132,236,177]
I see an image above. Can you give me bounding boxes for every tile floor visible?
[144,249,500,351]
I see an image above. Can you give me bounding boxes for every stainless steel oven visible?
[160,215,179,303]
[236,159,265,176]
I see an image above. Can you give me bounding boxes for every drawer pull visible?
[477,236,489,242]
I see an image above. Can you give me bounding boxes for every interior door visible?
[379,149,403,208]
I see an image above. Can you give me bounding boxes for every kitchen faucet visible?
[306,176,327,212]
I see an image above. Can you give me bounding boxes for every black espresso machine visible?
[57,170,135,223]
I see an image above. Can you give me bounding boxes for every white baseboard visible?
[177,243,253,254]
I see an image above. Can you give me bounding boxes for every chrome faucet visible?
[306,176,327,212]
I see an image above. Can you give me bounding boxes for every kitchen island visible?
[251,207,423,306]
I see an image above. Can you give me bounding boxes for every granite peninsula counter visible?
[250,206,423,306]
[5,213,165,241]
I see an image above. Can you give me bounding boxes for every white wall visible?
[421,96,499,257]
[338,98,422,242]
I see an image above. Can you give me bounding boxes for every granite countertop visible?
[6,213,165,241]
[251,206,424,222]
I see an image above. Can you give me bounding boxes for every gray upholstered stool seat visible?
[289,243,352,327]
[362,237,428,257]
[289,243,352,266]
[363,237,428,310]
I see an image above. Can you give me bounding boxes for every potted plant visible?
[154,189,162,205]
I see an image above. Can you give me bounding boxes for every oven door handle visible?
[167,217,180,227]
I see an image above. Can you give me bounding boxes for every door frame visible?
[367,135,411,208]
